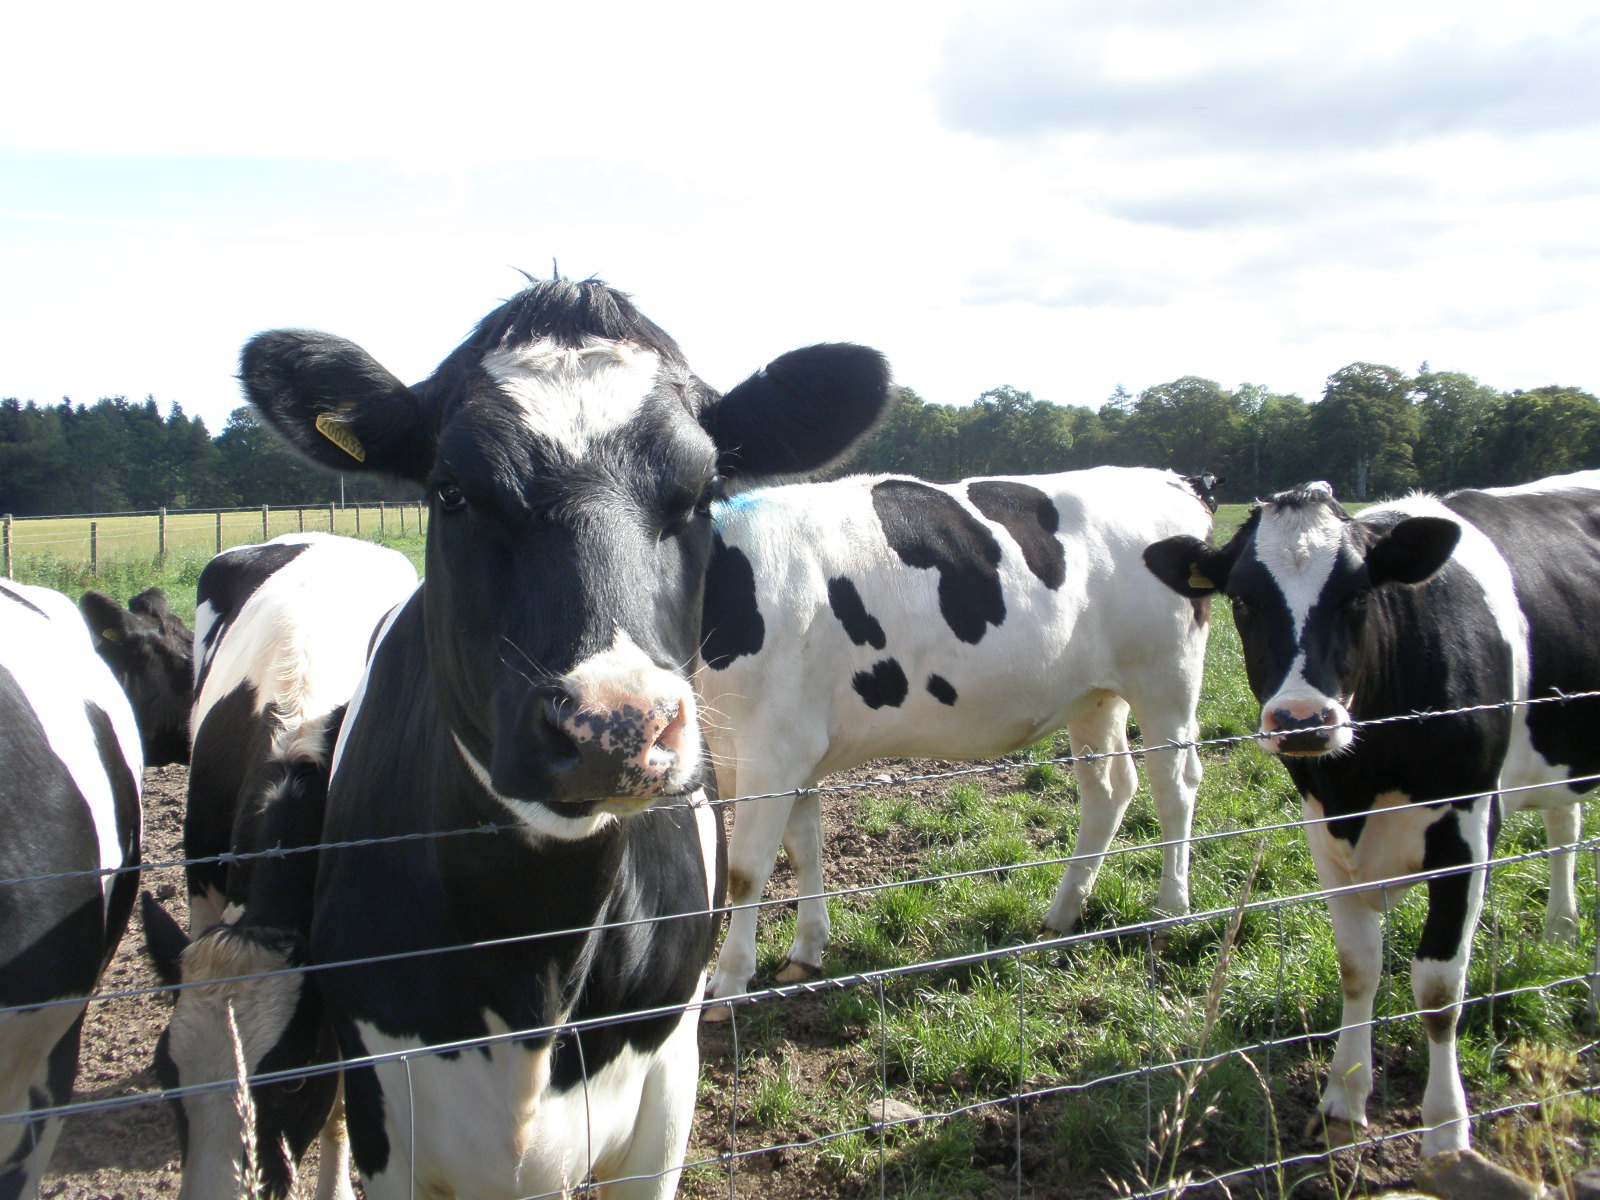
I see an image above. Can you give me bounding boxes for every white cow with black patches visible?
[1144,473,1600,1156]
[0,581,142,1200]
[698,466,1213,1009]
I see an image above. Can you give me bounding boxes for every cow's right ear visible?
[240,330,440,484]
[80,589,133,649]
[1143,535,1235,598]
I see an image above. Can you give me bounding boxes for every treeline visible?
[845,364,1600,503]
[4,361,1598,517]
[0,397,419,517]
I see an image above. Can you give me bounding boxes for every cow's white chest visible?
[1302,790,1467,912]
[356,1009,686,1199]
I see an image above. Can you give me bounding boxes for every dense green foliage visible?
[845,369,1600,504]
[0,397,419,516]
[4,359,1596,516]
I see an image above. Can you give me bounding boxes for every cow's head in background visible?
[1143,482,1460,756]
[241,278,892,820]
[80,587,194,766]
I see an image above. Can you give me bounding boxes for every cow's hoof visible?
[775,958,820,984]
[701,1003,732,1023]
[1304,1111,1363,1147]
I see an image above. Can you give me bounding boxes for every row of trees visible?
[2,362,1597,517]
[847,365,1600,503]
[0,398,419,516]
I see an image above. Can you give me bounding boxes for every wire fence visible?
[0,502,427,575]
[19,697,1600,1199]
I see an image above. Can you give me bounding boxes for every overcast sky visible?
[4,0,1596,432]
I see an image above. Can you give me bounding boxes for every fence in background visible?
[0,502,428,575]
[8,701,1600,1199]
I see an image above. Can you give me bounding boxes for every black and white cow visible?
[237,277,894,1198]
[145,533,417,1200]
[0,580,142,1200]
[699,466,1213,1007]
[1144,472,1600,1156]
[79,587,194,767]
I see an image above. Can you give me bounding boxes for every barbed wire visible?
[11,690,1599,1196]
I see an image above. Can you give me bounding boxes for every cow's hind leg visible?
[777,788,829,984]
[1540,800,1581,943]
[1126,689,1202,922]
[1044,693,1139,933]
[0,1007,85,1200]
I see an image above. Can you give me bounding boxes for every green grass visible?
[698,600,1600,1198]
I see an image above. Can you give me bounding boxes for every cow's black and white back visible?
[0,580,142,1200]
[699,466,1213,1007]
[1144,469,1600,1156]
[152,533,417,1200]
[238,277,894,1198]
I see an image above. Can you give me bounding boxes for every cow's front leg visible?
[1044,697,1138,933]
[604,1004,702,1200]
[1411,802,1491,1156]
[778,789,830,983]
[1314,888,1384,1146]
[706,786,798,1012]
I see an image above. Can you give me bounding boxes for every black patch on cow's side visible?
[871,479,1005,644]
[701,534,765,670]
[852,658,909,709]
[926,674,958,706]
[827,577,886,650]
[966,481,1067,590]
[1446,485,1600,795]
[1415,808,1476,963]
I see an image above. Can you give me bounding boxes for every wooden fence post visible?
[297,508,305,533]
[329,501,336,532]
[158,507,167,560]
[90,521,99,574]
[379,500,386,533]
[2,515,10,579]
[215,511,222,554]
[355,505,362,535]
[400,505,406,535]
[261,505,269,540]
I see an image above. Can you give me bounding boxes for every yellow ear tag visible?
[1187,566,1215,590]
[315,412,366,462]
[101,628,121,642]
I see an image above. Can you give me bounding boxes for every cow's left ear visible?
[241,330,441,484]
[702,344,894,483]
[1366,516,1460,587]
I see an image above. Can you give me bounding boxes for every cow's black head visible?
[81,587,193,765]
[241,278,892,823]
[1144,482,1459,756]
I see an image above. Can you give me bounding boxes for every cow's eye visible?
[1230,596,1256,619]
[435,483,467,512]
[1342,589,1370,613]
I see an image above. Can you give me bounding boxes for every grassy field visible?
[12,505,1598,1198]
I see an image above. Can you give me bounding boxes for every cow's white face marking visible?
[1252,491,1349,731]
[482,338,664,455]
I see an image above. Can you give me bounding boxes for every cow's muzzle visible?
[1259,698,1351,757]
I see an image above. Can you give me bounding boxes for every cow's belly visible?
[357,1007,696,1200]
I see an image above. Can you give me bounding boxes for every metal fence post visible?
[261,504,269,540]
[90,521,99,574]
[158,507,167,560]
[2,514,10,579]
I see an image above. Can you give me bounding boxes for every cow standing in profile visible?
[0,581,143,1200]
[1143,472,1600,1156]
[238,277,894,1198]
[699,466,1212,1009]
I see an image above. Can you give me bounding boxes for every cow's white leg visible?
[777,789,829,983]
[1540,801,1581,943]
[1044,693,1138,932]
[707,785,799,1005]
[602,1005,701,1199]
[0,1008,84,1200]
[1315,887,1384,1143]
[1128,692,1202,920]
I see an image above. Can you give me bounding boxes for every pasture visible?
[14,507,1600,1199]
